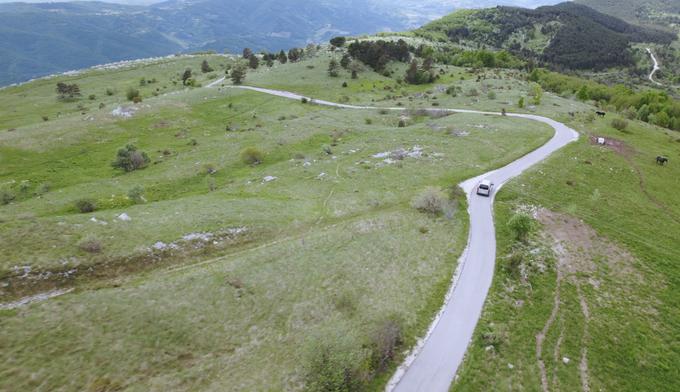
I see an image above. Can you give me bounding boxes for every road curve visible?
[646,48,663,87]
[213,81,579,391]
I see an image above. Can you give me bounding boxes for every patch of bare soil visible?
[534,209,642,392]
[588,135,635,158]
[0,227,255,302]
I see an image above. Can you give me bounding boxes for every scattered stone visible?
[183,232,213,242]
[111,106,137,118]
[262,176,278,183]
[508,363,514,369]
[90,217,108,225]
[117,213,131,222]
[562,357,571,364]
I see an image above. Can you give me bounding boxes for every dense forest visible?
[417,2,676,71]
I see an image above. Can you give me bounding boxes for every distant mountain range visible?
[0,0,568,86]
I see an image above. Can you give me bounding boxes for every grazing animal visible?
[596,111,606,117]
[656,156,668,165]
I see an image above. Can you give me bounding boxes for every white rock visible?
[562,357,570,364]
[152,242,168,250]
[117,213,131,221]
[508,363,514,369]
[263,176,278,182]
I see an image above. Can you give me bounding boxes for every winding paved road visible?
[211,80,579,391]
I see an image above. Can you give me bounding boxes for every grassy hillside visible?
[0,46,563,390]
[455,104,680,391]
[1,30,678,391]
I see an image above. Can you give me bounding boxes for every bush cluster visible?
[112,144,150,172]
[411,187,448,215]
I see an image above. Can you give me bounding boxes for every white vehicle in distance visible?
[476,179,494,197]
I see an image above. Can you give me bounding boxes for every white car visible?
[476,179,494,197]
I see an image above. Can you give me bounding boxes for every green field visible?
[0,49,560,390]
[454,112,680,391]
[1,40,678,391]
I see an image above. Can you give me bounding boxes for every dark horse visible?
[596,111,606,117]
[656,156,669,165]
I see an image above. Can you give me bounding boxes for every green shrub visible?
[105,88,115,96]
[369,318,403,373]
[75,199,97,213]
[304,342,369,392]
[128,186,145,204]
[78,235,103,253]
[112,144,150,172]
[1,190,15,205]
[411,187,448,215]
[611,118,629,131]
[487,91,497,100]
[507,212,533,242]
[126,88,140,102]
[35,182,51,196]
[240,147,264,165]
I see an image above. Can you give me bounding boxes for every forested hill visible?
[418,2,676,71]
[575,0,680,28]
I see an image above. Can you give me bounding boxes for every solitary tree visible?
[277,50,288,64]
[340,54,351,69]
[231,62,247,84]
[518,96,525,109]
[405,60,419,84]
[112,144,150,172]
[288,48,302,62]
[330,36,347,47]
[56,82,81,100]
[532,84,543,105]
[328,58,340,77]
[577,86,589,101]
[248,55,260,69]
[201,59,214,73]
[242,48,253,59]
[181,68,193,85]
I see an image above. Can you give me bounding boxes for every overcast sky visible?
[0,0,565,7]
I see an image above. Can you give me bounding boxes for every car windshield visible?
[479,185,489,190]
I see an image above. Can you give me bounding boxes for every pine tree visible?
[277,50,288,64]
[181,68,192,85]
[242,48,253,59]
[405,60,419,84]
[231,62,247,85]
[340,54,351,69]
[201,59,213,73]
[248,55,259,69]
[328,59,340,77]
